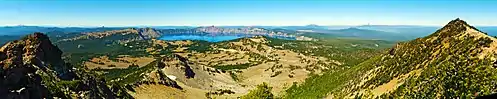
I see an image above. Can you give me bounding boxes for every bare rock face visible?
[1,33,67,71]
[0,33,131,98]
[0,33,60,98]
[138,58,182,89]
[155,69,182,89]
[137,28,161,40]
[174,54,195,78]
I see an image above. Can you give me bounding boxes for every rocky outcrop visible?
[0,33,66,98]
[137,28,161,40]
[0,33,131,98]
[428,18,485,38]
[174,54,195,78]
[133,59,182,89]
[155,69,182,89]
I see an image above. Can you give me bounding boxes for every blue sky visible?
[0,0,496,26]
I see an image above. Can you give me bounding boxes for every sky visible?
[0,0,496,26]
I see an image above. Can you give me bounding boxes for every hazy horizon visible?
[3,24,497,28]
[1,0,496,26]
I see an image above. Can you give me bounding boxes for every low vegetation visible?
[213,63,253,70]
[94,60,158,86]
[241,83,275,99]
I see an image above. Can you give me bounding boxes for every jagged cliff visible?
[0,33,131,98]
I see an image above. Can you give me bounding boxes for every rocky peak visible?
[429,18,485,38]
[1,32,131,98]
[1,33,68,75]
[446,18,468,26]
[0,33,66,98]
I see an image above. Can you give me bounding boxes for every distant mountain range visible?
[274,24,497,40]
[0,26,125,35]
[324,28,410,40]
[1,25,496,41]
[0,26,127,45]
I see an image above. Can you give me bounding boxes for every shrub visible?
[241,82,274,99]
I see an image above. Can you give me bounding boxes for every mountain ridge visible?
[346,18,497,98]
[285,18,497,98]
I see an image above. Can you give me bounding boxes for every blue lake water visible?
[159,34,295,42]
